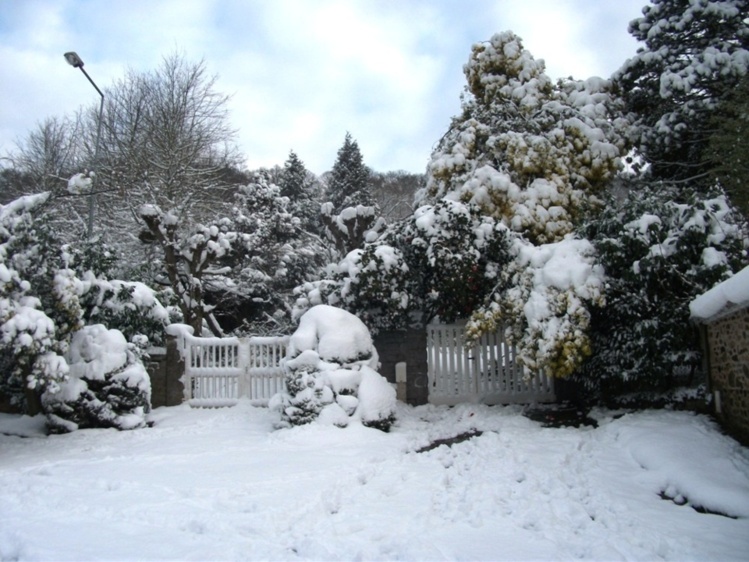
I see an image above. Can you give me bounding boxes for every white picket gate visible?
[426,323,555,405]
[178,332,289,407]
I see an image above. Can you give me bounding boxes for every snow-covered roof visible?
[690,265,749,322]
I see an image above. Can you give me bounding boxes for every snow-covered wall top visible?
[690,265,749,322]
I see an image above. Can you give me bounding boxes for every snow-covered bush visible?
[466,235,605,378]
[320,202,387,257]
[293,199,513,332]
[0,193,73,408]
[577,183,748,399]
[42,324,151,433]
[270,305,396,431]
[80,276,170,346]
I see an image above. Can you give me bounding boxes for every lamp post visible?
[64,51,104,239]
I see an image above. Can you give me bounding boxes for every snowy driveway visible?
[2,403,748,561]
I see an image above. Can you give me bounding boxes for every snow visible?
[690,265,749,321]
[66,324,129,382]
[288,304,377,367]
[1,404,748,561]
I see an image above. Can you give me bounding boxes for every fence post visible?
[238,339,250,399]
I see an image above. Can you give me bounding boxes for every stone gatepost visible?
[373,329,429,406]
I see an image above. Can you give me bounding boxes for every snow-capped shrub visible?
[42,324,151,433]
[466,235,605,378]
[577,184,748,399]
[270,305,395,431]
[293,199,513,332]
[80,275,170,346]
[0,193,74,409]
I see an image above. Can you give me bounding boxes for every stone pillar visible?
[373,329,429,406]
[164,333,186,406]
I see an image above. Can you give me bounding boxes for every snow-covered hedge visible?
[42,324,151,433]
[270,305,396,431]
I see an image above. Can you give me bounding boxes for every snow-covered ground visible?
[1,402,748,561]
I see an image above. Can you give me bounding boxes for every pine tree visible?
[325,133,373,212]
[279,151,322,234]
[615,0,749,184]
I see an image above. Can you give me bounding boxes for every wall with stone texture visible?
[707,306,749,446]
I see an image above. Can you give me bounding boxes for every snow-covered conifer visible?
[325,133,374,212]
[225,174,329,334]
[615,0,749,184]
[42,324,151,433]
[578,183,748,398]
[422,31,627,244]
[279,151,323,235]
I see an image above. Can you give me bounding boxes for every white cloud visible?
[0,0,645,175]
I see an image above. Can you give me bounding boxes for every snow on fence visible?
[426,322,555,405]
[169,325,289,407]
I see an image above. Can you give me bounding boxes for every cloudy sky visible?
[0,0,646,175]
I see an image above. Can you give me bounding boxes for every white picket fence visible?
[169,321,554,408]
[174,330,289,407]
[426,322,555,405]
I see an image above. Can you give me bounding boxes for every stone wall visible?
[706,306,749,446]
[373,329,429,406]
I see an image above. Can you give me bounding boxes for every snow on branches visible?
[422,31,627,244]
[139,203,235,336]
[615,0,749,181]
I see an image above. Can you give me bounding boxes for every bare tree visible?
[76,53,242,280]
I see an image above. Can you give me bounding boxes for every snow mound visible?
[288,304,378,368]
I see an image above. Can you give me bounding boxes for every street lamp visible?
[64,51,104,239]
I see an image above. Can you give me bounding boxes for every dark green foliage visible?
[703,75,749,218]
[44,369,151,434]
[615,0,749,183]
[325,133,373,212]
[577,183,748,399]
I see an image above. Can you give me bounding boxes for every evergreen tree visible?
[577,183,748,400]
[422,31,627,244]
[279,151,322,234]
[325,133,373,212]
[703,75,749,218]
[615,0,749,184]
[222,173,329,334]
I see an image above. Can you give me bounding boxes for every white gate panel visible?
[427,322,555,405]
[181,334,289,407]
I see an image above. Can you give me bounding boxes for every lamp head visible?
[64,51,84,68]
